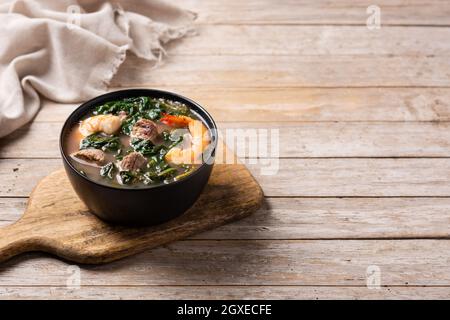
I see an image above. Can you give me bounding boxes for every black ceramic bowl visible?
[60,89,217,226]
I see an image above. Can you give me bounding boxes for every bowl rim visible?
[59,88,218,191]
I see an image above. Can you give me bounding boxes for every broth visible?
[64,96,212,188]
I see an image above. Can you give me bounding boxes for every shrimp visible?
[188,119,211,152]
[164,116,211,165]
[160,114,210,150]
[160,114,192,128]
[165,147,198,165]
[79,114,122,137]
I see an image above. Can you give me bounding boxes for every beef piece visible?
[71,149,105,165]
[131,119,159,143]
[119,152,147,172]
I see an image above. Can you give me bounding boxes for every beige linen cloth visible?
[0,0,195,137]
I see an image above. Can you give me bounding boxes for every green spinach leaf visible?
[118,171,135,185]
[80,134,120,151]
[100,162,116,179]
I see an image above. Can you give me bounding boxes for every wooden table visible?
[1,0,450,299]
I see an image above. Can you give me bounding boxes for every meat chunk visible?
[131,119,159,143]
[71,149,105,166]
[119,152,147,172]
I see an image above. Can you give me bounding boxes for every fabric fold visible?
[0,0,195,137]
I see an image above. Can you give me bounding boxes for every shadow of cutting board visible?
[0,164,263,264]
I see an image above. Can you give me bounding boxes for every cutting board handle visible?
[0,222,40,263]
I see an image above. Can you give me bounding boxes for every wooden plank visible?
[36,88,450,123]
[1,240,450,286]
[248,158,450,197]
[112,55,450,88]
[1,285,449,300]
[166,0,450,26]
[169,25,450,56]
[0,123,61,158]
[35,101,78,122]
[2,197,450,239]
[0,159,61,197]
[3,158,450,197]
[221,121,450,158]
[0,198,27,224]
[4,121,450,158]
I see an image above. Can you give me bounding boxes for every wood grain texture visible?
[5,121,450,158]
[0,198,26,224]
[0,165,263,264]
[35,88,450,123]
[2,286,450,300]
[248,158,450,197]
[169,25,450,56]
[3,197,450,239]
[4,158,450,197]
[166,0,450,25]
[112,55,450,88]
[2,0,450,300]
[2,240,450,286]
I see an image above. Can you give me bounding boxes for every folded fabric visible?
[0,0,195,137]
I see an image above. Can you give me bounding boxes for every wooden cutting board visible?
[0,164,263,264]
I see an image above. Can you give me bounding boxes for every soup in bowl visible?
[60,89,217,226]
